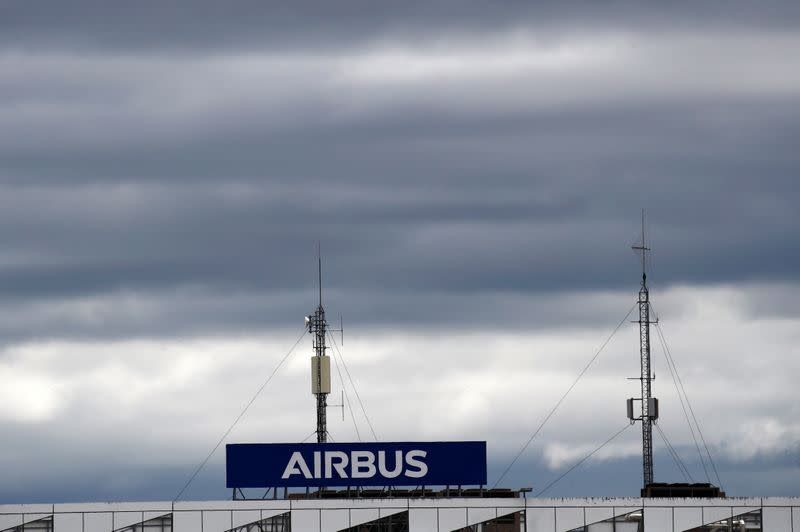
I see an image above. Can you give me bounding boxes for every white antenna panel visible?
[311,356,331,394]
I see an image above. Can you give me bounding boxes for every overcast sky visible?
[0,1,798,503]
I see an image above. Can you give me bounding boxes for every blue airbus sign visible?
[226,441,487,488]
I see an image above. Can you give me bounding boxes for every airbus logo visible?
[281,449,428,480]
[226,442,487,488]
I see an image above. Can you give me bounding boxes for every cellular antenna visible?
[627,210,659,489]
[307,250,331,443]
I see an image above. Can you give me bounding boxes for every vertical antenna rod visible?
[630,211,658,489]
[307,252,330,443]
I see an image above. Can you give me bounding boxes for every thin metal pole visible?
[523,492,528,532]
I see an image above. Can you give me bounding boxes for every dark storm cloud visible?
[0,136,798,324]
[1,1,799,53]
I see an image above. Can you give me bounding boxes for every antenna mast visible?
[628,211,659,489]
[306,254,331,444]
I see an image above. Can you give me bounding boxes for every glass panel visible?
[116,513,172,532]
[568,508,643,532]
[683,509,762,532]
[452,510,523,532]
[2,517,54,532]
[339,511,408,532]
[226,512,292,532]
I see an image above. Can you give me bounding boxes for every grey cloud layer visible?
[2,1,799,52]
[0,31,798,337]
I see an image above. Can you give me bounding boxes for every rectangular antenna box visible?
[311,356,331,394]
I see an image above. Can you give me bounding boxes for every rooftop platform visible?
[1,496,798,531]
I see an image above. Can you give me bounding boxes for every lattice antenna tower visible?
[627,211,659,488]
[306,253,331,443]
